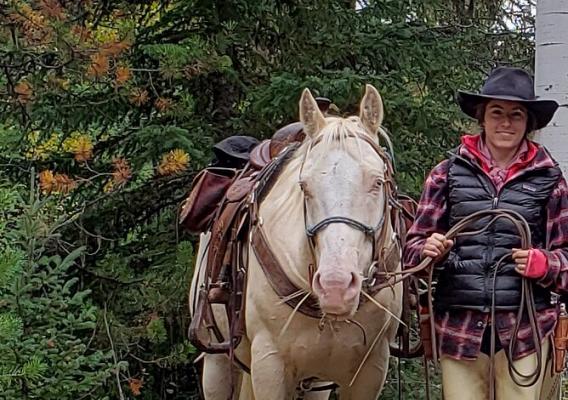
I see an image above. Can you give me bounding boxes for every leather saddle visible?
[187,138,302,354]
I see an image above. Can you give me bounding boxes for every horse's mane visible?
[312,116,373,149]
[293,116,391,169]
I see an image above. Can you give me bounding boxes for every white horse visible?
[190,85,402,400]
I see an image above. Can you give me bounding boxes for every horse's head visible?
[298,85,393,319]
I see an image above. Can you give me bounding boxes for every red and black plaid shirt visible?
[403,135,568,360]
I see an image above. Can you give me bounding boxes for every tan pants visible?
[440,339,550,400]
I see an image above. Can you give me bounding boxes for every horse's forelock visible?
[299,116,384,168]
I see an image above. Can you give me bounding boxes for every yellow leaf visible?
[157,149,190,176]
[62,134,94,162]
[73,136,93,162]
[103,180,115,193]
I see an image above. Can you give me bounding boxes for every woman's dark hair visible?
[474,101,538,135]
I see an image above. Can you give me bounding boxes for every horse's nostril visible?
[312,270,360,294]
[348,272,358,288]
[312,272,324,293]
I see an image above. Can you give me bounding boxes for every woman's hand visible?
[422,233,454,260]
[512,248,548,279]
[512,248,530,275]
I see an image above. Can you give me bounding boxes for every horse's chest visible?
[278,324,371,369]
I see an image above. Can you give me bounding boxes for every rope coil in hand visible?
[377,208,542,398]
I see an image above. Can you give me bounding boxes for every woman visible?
[403,66,568,399]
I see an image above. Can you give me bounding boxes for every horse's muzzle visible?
[312,270,362,316]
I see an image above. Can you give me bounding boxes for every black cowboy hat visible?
[457,66,559,130]
[213,135,260,161]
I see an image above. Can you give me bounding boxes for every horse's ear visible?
[359,84,384,135]
[299,88,326,138]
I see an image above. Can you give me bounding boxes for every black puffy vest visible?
[435,148,561,312]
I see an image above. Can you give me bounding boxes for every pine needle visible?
[279,292,312,337]
[360,290,407,328]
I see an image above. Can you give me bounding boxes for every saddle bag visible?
[180,167,237,233]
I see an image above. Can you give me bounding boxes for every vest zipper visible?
[452,155,499,312]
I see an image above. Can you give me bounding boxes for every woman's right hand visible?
[422,233,454,260]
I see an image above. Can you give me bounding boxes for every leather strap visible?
[251,225,322,318]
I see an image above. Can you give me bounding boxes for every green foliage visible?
[0,313,24,341]
[382,358,442,400]
[147,317,168,344]
[0,183,113,399]
[0,248,24,289]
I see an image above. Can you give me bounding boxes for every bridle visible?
[297,129,399,288]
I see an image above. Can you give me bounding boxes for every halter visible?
[298,128,397,287]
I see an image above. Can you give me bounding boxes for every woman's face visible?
[483,100,528,153]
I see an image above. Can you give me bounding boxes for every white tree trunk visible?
[535,4,568,399]
[534,0,568,175]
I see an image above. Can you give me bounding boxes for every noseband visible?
[299,131,397,285]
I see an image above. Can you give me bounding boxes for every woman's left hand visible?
[512,248,530,274]
[512,248,548,279]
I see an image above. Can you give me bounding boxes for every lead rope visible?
[421,209,541,400]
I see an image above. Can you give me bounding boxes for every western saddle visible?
[183,122,307,357]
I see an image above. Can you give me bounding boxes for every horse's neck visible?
[257,159,313,290]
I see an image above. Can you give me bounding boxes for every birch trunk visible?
[534,0,568,175]
[535,3,568,398]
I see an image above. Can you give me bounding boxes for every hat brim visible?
[213,135,260,160]
[457,90,559,130]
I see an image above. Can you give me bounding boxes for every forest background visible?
[0,0,539,399]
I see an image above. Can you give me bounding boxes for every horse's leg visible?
[238,373,255,400]
[202,354,240,400]
[249,337,294,400]
[335,341,391,400]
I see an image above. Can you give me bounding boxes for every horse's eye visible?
[371,178,384,193]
